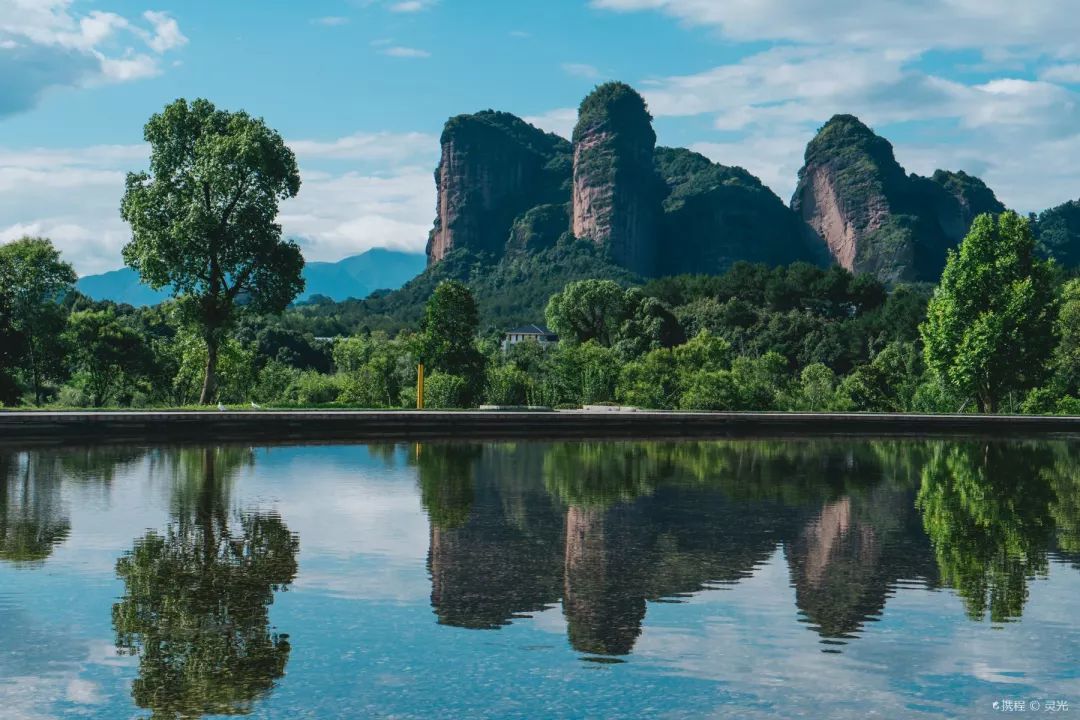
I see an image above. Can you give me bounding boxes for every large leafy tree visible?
[1046,279,1080,398]
[0,237,76,405]
[920,212,1057,413]
[121,98,304,404]
[417,280,485,401]
[0,271,20,405]
[612,288,685,359]
[545,279,628,346]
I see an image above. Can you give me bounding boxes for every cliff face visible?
[791,115,914,282]
[505,203,570,255]
[426,111,571,265]
[655,147,830,276]
[422,90,1010,288]
[792,115,1005,283]
[572,83,660,276]
[926,170,1003,239]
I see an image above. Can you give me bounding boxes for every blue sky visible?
[4,0,1080,274]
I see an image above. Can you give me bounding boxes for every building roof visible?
[506,324,554,335]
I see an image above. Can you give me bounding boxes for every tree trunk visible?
[28,337,41,406]
[199,336,219,405]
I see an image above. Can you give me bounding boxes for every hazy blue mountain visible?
[76,248,426,306]
[75,267,171,307]
[300,248,426,302]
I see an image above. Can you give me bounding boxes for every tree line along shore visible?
[1,99,1077,415]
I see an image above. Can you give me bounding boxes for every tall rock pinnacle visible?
[572,82,659,276]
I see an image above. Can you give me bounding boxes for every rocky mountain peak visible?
[793,114,1003,283]
[571,82,660,275]
[425,111,571,266]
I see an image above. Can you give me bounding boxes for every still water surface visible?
[0,439,1078,718]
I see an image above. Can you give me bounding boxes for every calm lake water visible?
[1,439,1078,719]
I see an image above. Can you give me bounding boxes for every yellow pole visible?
[417,363,425,409]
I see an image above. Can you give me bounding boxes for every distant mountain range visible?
[76,248,426,306]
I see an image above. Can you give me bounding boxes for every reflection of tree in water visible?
[1041,444,1080,558]
[916,442,1054,623]
[0,451,71,563]
[415,443,480,530]
[0,446,149,564]
[543,442,664,509]
[55,445,145,485]
[113,447,298,719]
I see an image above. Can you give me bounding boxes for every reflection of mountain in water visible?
[423,444,564,629]
[417,439,1080,659]
[785,484,938,645]
[420,441,910,657]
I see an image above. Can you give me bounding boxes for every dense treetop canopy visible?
[573,81,655,145]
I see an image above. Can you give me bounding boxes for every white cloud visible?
[523,107,578,139]
[591,0,1080,55]
[0,132,438,276]
[0,1,186,115]
[562,62,601,79]
[142,10,187,53]
[380,45,430,58]
[1040,63,1080,84]
[291,131,437,161]
[280,167,434,260]
[65,678,104,705]
[0,143,142,275]
[388,0,437,12]
[312,16,351,27]
[625,45,1080,212]
[642,47,1080,133]
[97,53,160,82]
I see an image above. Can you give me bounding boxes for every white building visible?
[502,324,559,352]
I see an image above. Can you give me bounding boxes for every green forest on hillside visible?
[2,210,1079,414]
[4,95,1080,414]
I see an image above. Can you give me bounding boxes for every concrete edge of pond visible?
[1,410,1079,445]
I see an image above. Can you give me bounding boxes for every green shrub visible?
[424,372,469,409]
[253,361,300,405]
[56,385,90,408]
[791,363,837,411]
[617,348,678,409]
[678,370,738,410]
[1056,396,1080,415]
[286,371,344,406]
[485,364,531,406]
